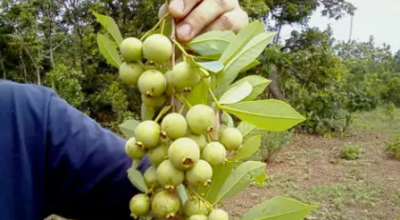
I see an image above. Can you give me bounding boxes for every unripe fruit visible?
[201,142,227,166]
[186,105,216,135]
[147,143,169,166]
[134,120,161,149]
[185,133,207,151]
[189,215,209,220]
[161,113,188,140]
[143,34,172,63]
[125,137,146,160]
[119,62,145,86]
[142,94,166,108]
[170,61,201,90]
[208,209,229,220]
[219,128,243,151]
[143,166,158,188]
[164,70,175,96]
[138,69,167,97]
[186,159,213,187]
[157,159,185,187]
[151,190,181,219]
[120,37,143,62]
[168,138,200,170]
[129,194,151,218]
[183,196,209,217]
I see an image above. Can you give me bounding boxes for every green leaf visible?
[240,60,261,73]
[97,34,122,68]
[233,135,262,160]
[219,21,265,64]
[221,100,305,132]
[219,81,253,105]
[196,54,222,60]
[241,196,318,220]
[237,121,267,142]
[196,61,224,73]
[118,119,140,138]
[201,161,235,204]
[186,79,209,106]
[221,111,234,128]
[215,161,266,203]
[141,103,155,120]
[93,11,123,45]
[229,75,271,101]
[188,30,235,55]
[127,166,148,193]
[216,31,277,96]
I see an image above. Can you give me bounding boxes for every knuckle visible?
[219,14,233,30]
[214,0,228,8]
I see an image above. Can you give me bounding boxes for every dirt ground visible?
[224,109,400,220]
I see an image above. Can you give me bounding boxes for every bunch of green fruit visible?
[125,104,243,219]
[93,5,318,220]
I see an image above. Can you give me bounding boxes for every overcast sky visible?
[279,0,400,54]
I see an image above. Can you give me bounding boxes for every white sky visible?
[279,0,400,54]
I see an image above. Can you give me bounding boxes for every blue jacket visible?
[0,80,150,220]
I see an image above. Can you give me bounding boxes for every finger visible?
[158,3,168,19]
[168,0,202,19]
[205,9,249,33]
[176,0,235,42]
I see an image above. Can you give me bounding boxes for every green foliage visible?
[251,130,294,163]
[339,144,360,160]
[43,64,86,109]
[385,133,400,161]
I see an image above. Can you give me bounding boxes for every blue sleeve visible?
[0,80,151,220]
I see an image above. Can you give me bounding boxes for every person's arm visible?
[44,88,151,220]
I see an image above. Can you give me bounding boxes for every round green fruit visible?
[161,113,188,140]
[189,215,209,220]
[142,94,166,108]
[157,159,185,187]
[129,193,151,218]
[138,69,167,97]
[185,159,213,187]
[219,128,243,151]
[134,120,161,149]
[186,104,216,135]
[170,61,201,90]
[125,137,146,160]
[143,166,158,188]
[119,62,144,86]
[143,34,172,63]
[151,190,181,219]
[183,196,209,217]
[120,37,143,62]
[164,70,175,96]
[168,137,200,170]
[185,133,207,151]
[147,143,169,166]
[201,142,227,166]
[208,209,229,220]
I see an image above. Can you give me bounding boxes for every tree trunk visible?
[268,64,285,100]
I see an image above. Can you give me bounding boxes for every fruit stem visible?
[175,93,192,108]
[187,186,214,211]
[167,0,178,112]
[140,12,170,41]
[171,38,190,58]
[155,105,172,123]
[208,88,222,109]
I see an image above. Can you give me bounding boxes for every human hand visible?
[158,0,249,42]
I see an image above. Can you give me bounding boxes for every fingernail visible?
[178,24,192,38]
[170,0,184,13]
